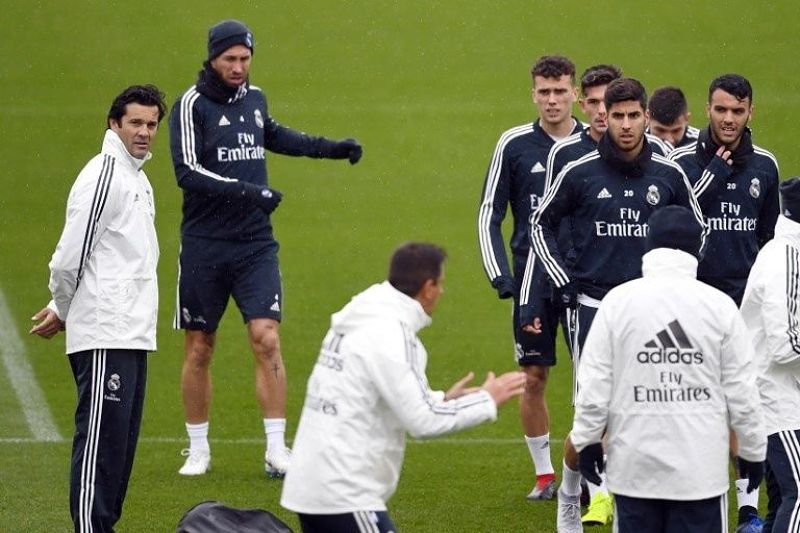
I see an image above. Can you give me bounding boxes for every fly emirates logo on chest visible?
[595,208,649,237]
[217,132,266,162]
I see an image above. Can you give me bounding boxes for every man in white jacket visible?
[30,85,166,532]
[571,206,766,533]
[281,242,526,532]
[740,177,800,533]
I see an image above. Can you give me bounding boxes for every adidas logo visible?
[531,162,546,173]
[218,115,230,126]
[597,188,612,199]
[270,301,281,312]
[638,320,703,365]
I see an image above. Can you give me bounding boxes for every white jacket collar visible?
[641,248,698,279]
[102,129,151,171]
[331,281,432,335]
[774,215,800,244]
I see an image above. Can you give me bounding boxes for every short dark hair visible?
[604,77,647,111]
[648,86,688,124]
[531,55,576,85]
[579,64,623,95]
[708,73,752,103]
[388,242,447,297]
[107,85,167,128]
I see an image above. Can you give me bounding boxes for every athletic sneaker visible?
[735,514,764,533]
[265,447,291,478]
[557,488,583,533]
[581,492,613,526]
[527,475,557,500]
[178,448,210,476]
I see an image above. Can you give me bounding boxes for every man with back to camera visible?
[573,205,766,533]
[30,85,167,532]
[646,86,700,153]
[281,242,526,532]
[519,62,622,525]
[669,74,779,531]
[526,77,705,531]
[477,55,582,503]
[169,19,363,478]
[740,177,800,533]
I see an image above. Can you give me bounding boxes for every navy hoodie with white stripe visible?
[531,134,705,300]
[478,119,583,287]
[169,67,343,242]
[669,127,779,304]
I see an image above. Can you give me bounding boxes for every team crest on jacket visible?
[646,185,660,206]
[254,109,264,128]
[107,373,121,392]
[750,178,761,199]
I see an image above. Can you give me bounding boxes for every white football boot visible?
[265,447,291,478]
[178,448,211,476]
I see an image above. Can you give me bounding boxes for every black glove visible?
[519,299,546,332]
[242,183,283,215]
[705,153,734,182]
[491,276,515,299]
[553,280,578,310]
[331,138,363,164]
[738,457,764,493]
[578,442,604,486]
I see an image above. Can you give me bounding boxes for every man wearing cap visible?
[573,205,766,533]
[740,178,800,533]
[169,19,363,478]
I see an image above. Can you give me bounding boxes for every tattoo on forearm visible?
[272,363,281,379]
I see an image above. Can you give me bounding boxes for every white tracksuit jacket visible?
[740,215,800,435]
[281,281,497,514]
[48,129,159,354]
[571,248,766,500]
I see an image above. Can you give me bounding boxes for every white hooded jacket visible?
[48,129,159,354]
[571,248,766,500]
[740,215,800,435]
[281,281,497,514]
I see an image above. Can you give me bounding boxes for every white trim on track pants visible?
[764,430,800,533]
[68,348,147,533]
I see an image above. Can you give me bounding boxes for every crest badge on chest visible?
[254,109,264,128]
[646,184,660,206]
[749,178,761,199]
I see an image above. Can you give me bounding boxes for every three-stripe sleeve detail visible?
[478,124,532,280]
[785,245,800,355]
[178,87,238,184]
[76,155,114,289]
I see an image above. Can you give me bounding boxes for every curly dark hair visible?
[531,55,576,84]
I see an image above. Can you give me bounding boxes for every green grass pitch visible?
[1,1,798,531]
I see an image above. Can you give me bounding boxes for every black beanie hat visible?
[208,20,253,60]
[780,178,800,223]
[646,206,703,258]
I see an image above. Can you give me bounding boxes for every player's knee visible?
[185,334,215,367]
[523,367,548,395]
[251,325,280,360]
